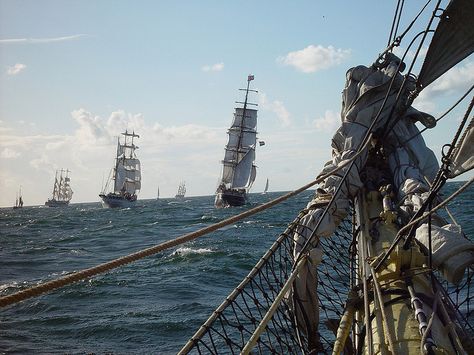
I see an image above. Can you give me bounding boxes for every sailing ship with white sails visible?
[99,130,141,208]
[45,169,73,207]
[262,178,269,195]
[175,181,186,200]
[13,186,23,209]
[215,75,259,207]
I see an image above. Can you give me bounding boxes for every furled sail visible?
[417,0,474,89]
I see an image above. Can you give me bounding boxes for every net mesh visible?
[181,206,473,354]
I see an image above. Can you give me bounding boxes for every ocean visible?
[0,184,472,354]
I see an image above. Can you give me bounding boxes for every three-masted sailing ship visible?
[13,186,23,209]
[99,130,141,208]
[175,181,186,200]
[45,169,73,207]
[215,75,259,207]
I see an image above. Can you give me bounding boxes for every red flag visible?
[248,74,254,81]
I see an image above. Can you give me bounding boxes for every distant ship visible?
[99,130,141,208]
[215,75,259,207]
[157,186,160,200]
[175,181,186,200]
[262,178,269,195]
[13,186,23,209]
[45,169,73,207]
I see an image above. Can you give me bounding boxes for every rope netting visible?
[179,209,355,354]
[180,199,474,354]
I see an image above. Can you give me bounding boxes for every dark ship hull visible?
[45,199,69,207]
[215,189,247,207]
[99,193,137,208]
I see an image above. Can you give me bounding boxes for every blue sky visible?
[1,0,472,207]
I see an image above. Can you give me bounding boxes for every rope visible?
[374,176,474,272]
[0,155,362,309]
[240,255,309,354]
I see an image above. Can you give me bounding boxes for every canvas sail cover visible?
[221,107,258,189]
[417,0,474,89]
[290,53,474,341]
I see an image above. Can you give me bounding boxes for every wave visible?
[171,247,214,257]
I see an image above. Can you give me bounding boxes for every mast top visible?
[122,130,140,138]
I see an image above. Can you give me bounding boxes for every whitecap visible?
[171,247,213,257]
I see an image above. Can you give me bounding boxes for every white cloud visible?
[415,61,474,113]
[278,45,351,73]
[392,46,428,61]
[259,92,291,127]
[1,147,20,159]
[0,34,86,44]
[201,62,224,72]
[312,110,340,132]
[6,63,26,75]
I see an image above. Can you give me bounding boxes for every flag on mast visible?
[248,74,254,81]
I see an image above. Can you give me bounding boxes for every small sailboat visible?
[45,169,73,207]
[13,186,23,209]
[99,130,141,208]
[175,181,186,200]
[262,178,269,195]
[156,186,160,200]
[215,75,259,207]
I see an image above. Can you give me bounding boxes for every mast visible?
[19,185,23,207]
[113,136,121,193]
[52,170,59,200]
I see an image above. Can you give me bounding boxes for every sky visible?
[0,0,472,207]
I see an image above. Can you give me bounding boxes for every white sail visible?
[232,148,256,188]
[110,132,141,196]
[263,178,269,193]
[221,108,258,190]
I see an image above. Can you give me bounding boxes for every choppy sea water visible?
[0,183,472,354]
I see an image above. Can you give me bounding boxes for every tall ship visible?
[12,186,23,209]
[99,130,141,208]
[215,75,259,207]
[45,169,73,207]
[175,181,186,200]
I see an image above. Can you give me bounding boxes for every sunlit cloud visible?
[201,62,224,72]
[259,92,291,127]
[278,45,351,73]
[392,46,428,61]
[415,61,474,113]
[0,34,87,44]
[6,63,26,75]
[312,110,340,133]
